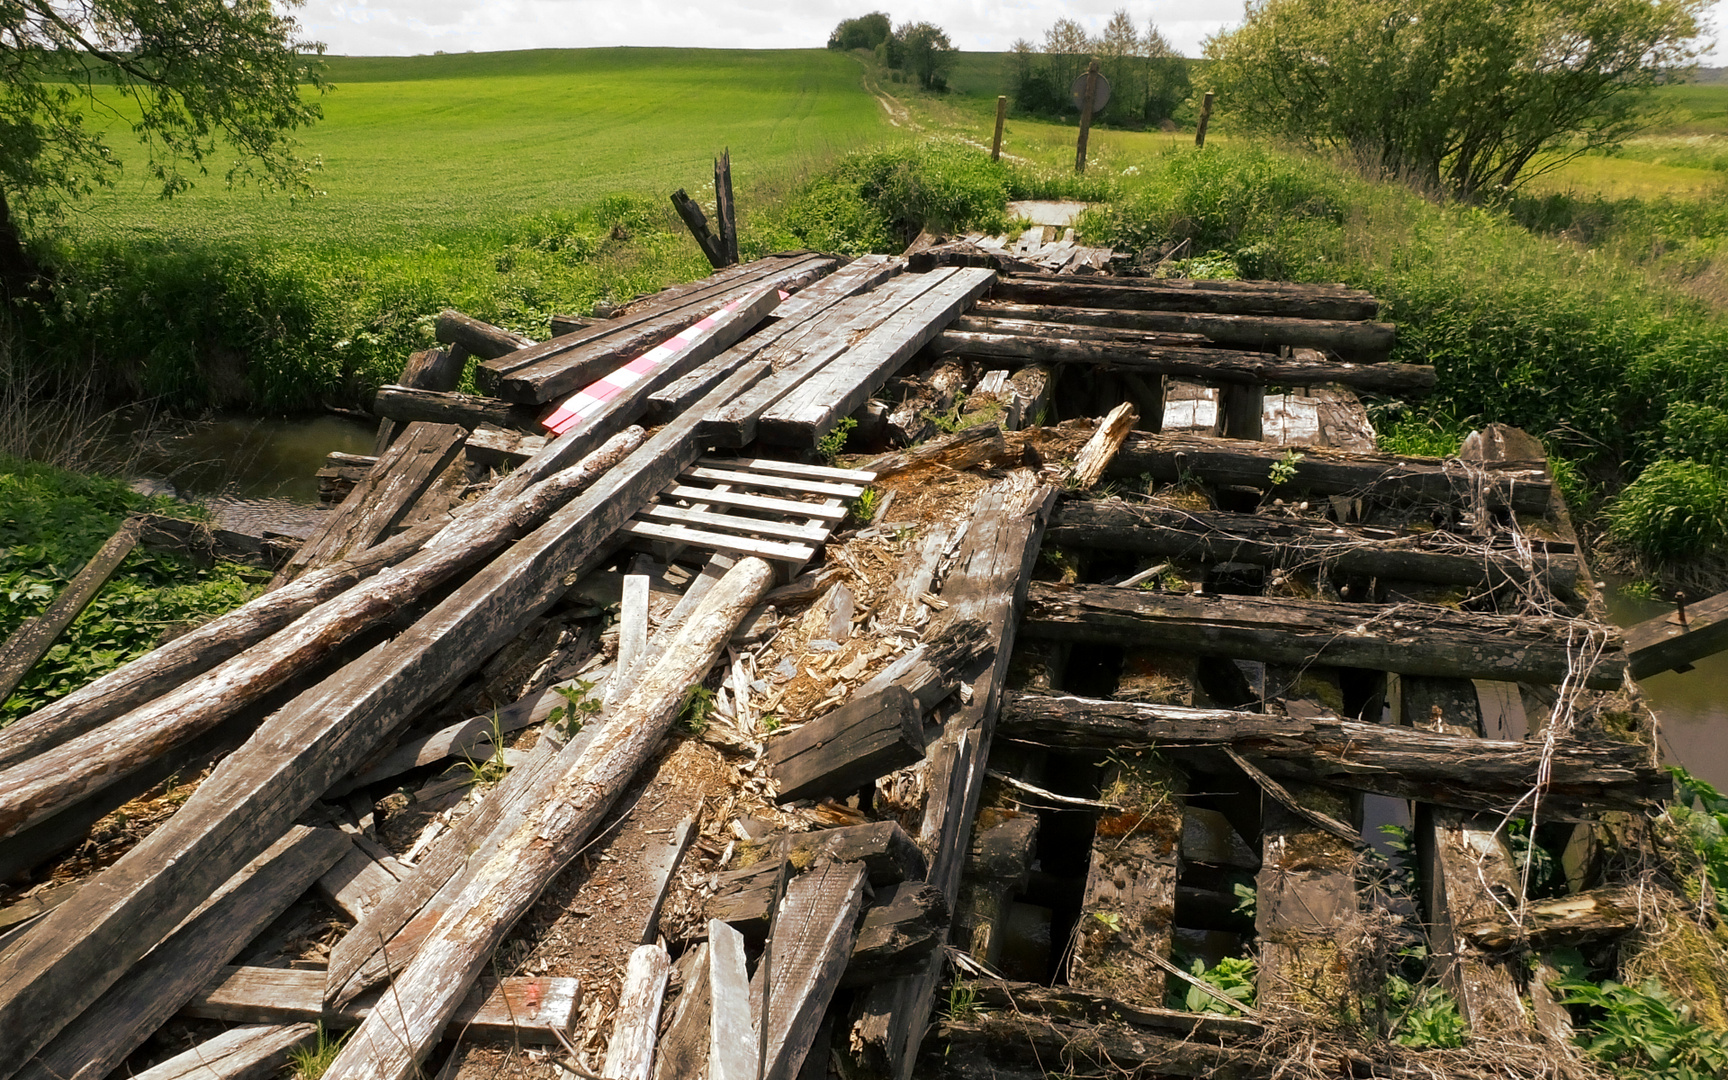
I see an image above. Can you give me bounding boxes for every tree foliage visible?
[1012,9,1190,127]
[896,21,957,91]
[0,0,327,296]
[827,12,892,52]
[1204,0,1707,197]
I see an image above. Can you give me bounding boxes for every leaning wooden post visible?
[671,189,728,269]
[1195,90,1215,149]
[1075,59,1100,174]
[991,95,1007,161]
[714,149,740,267]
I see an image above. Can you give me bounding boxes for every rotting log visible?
[765,686,924,804]
[758,267,998,447]
[127,1025,318,1080]
[926,1013,1257,1079]
[1021,583,1628,689]
[0,523,436,771]
[972,301,1396,362]
[932,330,1435,396]
[14,826,349,1080]
[750,861,868,1080]
[371,386,542,432]
[997,692,1667,815]
[0,428,644,843]
[847,472,1057,1079]
[273,422,467,586]
[1457,884,1645,950]
[182,967,580,1044]
[435,310,536,359]
[492,256,827,404]
[603,945,671,1079]
[317,557,777,1080]
[1044,497,1576,591]
[1091,431,1553,513]
[0,518,138,704]
[953,314,1213,348]
[861,424,1006,480]
[991,274,1379,322]
[0,365,771,1078]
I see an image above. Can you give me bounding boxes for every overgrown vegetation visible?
[0,455,263,726]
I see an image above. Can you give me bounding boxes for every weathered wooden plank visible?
[774,254,902,322]
[766,687,924,804]
[641,814,699,945]
[707,920,756,1080]
[1021,584,1628,689]
[760,267,998,446]
[680,466,864,499]
[1626,587,1728,679]
[494,257,827,404]
[317,558,776,1080]
[435,310,536,358]
[751,862,868,1080]
[973,301,1397,362]
[316,836,405,922]
[652,942,711,1080]
[0,518,138,704]
[1069,403,1136,490]
[0,429,642,844]
[620,521,814,564]
[639,505,830,544]
[15,826,349,1080]
[962,979,1261,1039]
[373,347,470,455]
[704,270,962,448]
[841,881,949,987]
[371,386,542,431]
[466,422,546,468]
[659,484,849,521]
[181,967,580,1044]
[1045,498,1576,591]
[128,1025,318,1080]
[930,1014,1254,1079]
[274,422,467,586]
[996,692,1666,815]
[0,522,434,772]
[1101,432,1552,514]
[698,457,878,484]
[991,275,1379,321]
[1457,885,1644,949]
[0,368,768,1078]
[603,945,671,1079]
[933,330,1434,395]
[955,313,1213,348]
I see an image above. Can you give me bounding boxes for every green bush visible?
[775,140,1014,254]
[0,455,262,725]
[1608,460,1728,561]
[1662,403,1728,467]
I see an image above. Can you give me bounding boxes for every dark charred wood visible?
[434,311,535,360]
[841,882,949,988]
[371,386,543,432]
[974,301,1396,362]
[992,274,1379,322]
[765,687,925,804]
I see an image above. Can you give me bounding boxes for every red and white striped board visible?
[542,295,754,435]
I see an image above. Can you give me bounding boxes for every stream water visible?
[1605,584,1728,791]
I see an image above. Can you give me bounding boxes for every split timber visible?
[0,247,1683,1080]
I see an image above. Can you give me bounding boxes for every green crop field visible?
[78,47,893,251]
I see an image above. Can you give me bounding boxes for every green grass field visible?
[80,48,892,251]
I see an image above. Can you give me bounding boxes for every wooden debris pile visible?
[0,248,1688,1080]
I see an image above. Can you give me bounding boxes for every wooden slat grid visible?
[621,459,876,566]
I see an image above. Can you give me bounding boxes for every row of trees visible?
[1011,11,1191,127]
[828,13,957,90]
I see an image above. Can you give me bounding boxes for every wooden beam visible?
[773,254,901,323]
[991,275,1379,321]
[933,330,1434,396]
[15,826,349,1080]
[707,920,756,1080]
[1044,498,1577,591]
[652,942,711,1080]
[0,367,770,1079]
[1069,403,1136,490]
[715,150,740,266]
[953,814,1038,970]
[672,189,728,269]
[1626,587,1728,679]
[931,1013,1253,1079]
[181,967,580,1044]
[0,518,138,704]
[996,692,1666,815]
[640,814,699,945]
[765,687,924,804]
[371,386,542,431]
[842,881,950,988]
[603,945,671,1079]
[706,821,927,929]
[1456,884,1644,950]
[128,1025,318,1080]
[1020,583,1628,689]
[274,422,467,586]
[1099,432,1553,514]
[751,862,868,1080]
[466,422,546,468]
[374,346,471,455]
[435,310,536,359]
[972,302,1397,363]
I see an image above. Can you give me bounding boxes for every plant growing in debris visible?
[678,684,717,734]
[759,711,781,733]
[850,486,880,524]
[816,416,857,464]
[944,978,980,1021]
[1662,766,1728,923]
[1268,448,1305,487]
[1183,955,1257,1016]
[1232,881,1256,919]
[460,713,513,787]
[1552,955,1728,1080]
[544,678,600,740]
[289,1023,349,1080]
[1090,910,1125,935]
[1385,972,1465,1048]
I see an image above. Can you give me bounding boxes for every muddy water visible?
[132,414,376,503]
[1607,584,1728,792]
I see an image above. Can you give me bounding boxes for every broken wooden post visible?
[715,149,740,267]
[604,945,671,1080]
[316,557,777,1080]
[1195,90,1214,148]
[652,943,711,1080]
[0,518,138,704]
[672,189,728,270]
[1069,402,1136,490]
[750,862,868,1080]
[640,814,699,946]
[954,814,1038,970]
[991,95,1007,160]
[765,686,923,803]
[1075,58,1100,174]
[435,310,535,359]
[373,346,470,455]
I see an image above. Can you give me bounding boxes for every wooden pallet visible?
[621,457,876,567]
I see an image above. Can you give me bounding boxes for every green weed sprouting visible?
[944,978,979,1021]
[288,1023,349,1079]
[1384,974,1465,1049]
[460,713,513,787]
[816,416,857,464]
[1551,955,1728,1080]
[850,486,879,523]
[1182,956,1257,1016]
[545,678,601,740]
[678,684,717,735]
[1267,448,1304,487]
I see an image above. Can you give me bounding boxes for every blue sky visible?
[299,0,1724,62]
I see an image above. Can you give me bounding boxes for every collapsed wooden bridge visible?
[0,247,1689,1080]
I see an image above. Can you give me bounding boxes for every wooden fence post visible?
[991,96,1007,161]
[1075,59,1100,174]
[1195,91,1215,149]
[714,149,739,267]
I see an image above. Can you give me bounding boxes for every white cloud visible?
[296,0,1721,63]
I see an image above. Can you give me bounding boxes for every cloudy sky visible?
[298,0,1723,62]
